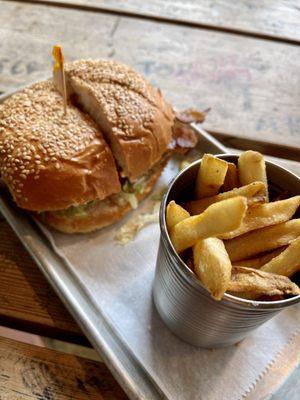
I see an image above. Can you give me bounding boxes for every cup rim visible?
[160,153,300,309]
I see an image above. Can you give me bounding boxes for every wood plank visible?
[0,216,88,345]
[214,133,300,163]
[0,2,299,149]
[0,336,128,399]
[32,0,300,43]
[225,147,300,177]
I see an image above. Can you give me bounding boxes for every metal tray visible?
[1,87,300,400]
[0,87,172,400]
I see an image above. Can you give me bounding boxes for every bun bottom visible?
[37,161,166,233]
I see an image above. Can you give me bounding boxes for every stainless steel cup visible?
[153,154,300,348]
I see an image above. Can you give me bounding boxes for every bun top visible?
[55,60,175,180]
[64,59,170,110]
[0,80,121,211]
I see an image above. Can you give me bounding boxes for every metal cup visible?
[153,154,300,348]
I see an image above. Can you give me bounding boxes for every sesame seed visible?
[0,62,173,205]
[0,80,102,196]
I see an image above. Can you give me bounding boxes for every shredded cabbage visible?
[115,201,160,245]
[52,202,93,218]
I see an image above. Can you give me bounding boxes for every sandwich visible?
[0,60,198,233]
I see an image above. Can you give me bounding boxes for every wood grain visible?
[214,133,300,163]
[0,1,300,149]
[30,0,300,43]
[0,217,87,345]
[0,336,128,399]
[225,148,300,177]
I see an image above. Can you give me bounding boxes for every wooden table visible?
[0,1,299,398]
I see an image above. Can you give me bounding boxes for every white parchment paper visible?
[42,159,300,400]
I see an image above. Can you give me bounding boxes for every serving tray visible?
[1,88,299,400]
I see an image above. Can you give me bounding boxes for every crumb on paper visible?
[115,202,160,245]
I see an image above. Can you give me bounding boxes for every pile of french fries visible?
[167,151,300,301]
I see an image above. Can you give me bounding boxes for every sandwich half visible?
[53,59,175,180]
[0,61,197,233]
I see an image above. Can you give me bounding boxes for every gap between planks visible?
[5,0,300,46]
[1,1,300,148]
[0,218,88,345]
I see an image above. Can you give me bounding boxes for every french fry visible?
[193,238,232,300]
[170,196,247,253]
[261,236,300,277]
[195,154,228,198]
[219,196,300,240]
[232,247,286,269]
[166,150,300,303]
[238,151,268,199]
[185,182,266,215]
[225,219,300,262]
[223,162,239,191]
[228,266,300,298]
[166,200,190,230]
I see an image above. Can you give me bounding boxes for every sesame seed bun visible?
[38,157,167,233]
[0,80,121,211]
[54,60,175,180]
[0,61,194,233]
